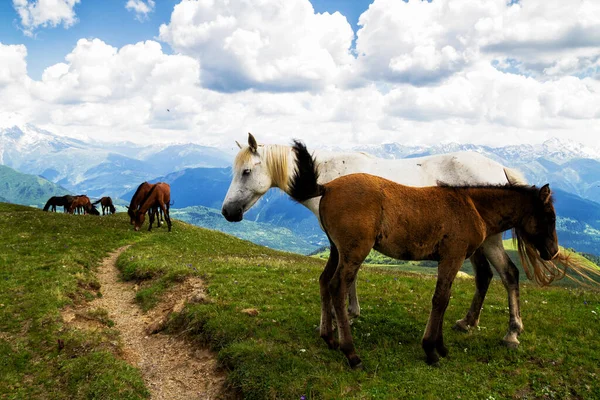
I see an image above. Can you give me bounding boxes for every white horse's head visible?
[221,133,292,222]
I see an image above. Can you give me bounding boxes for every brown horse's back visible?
[155,182,170,206]
[321,174,486,262]
[130,183,152,207]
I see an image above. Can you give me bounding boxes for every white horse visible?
[222,133,528,347]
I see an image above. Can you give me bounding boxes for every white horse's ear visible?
[235,140,242,149]
[248,132,258,152]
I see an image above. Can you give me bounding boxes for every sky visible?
[1,0,600,149]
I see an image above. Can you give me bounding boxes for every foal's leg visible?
[480,235,523,348]
[422,258,463,365]
[319,242,339,349]
[330,242,372,369]
[453,247,493,332]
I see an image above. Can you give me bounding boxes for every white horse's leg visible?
[480,234,524,348]
[453,247,493,332]
[347,279,360,319]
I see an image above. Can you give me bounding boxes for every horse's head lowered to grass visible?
[515,184,559,262]
[222,133,292,222]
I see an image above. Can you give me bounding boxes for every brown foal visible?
[289,141,562,368]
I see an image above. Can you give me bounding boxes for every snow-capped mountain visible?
[354,138,600,164]
[354,139,600,203]
[0,123,233,197]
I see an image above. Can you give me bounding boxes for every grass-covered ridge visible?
[118,222,600,399]
[0,203,148,399]
[2,203,600,399]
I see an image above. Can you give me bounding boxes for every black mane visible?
[289,140,323,202]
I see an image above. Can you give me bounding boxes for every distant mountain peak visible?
[354,137,600,163]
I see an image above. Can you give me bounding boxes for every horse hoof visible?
[452,320,470,333]
[502,333,520,349]
[502,339,520,349]
[349,356,363,370]
[350,361,363,370]
[426,352,440,366]
[437,345,449,358]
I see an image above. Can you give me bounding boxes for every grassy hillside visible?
[0,165,70,207]
[2,203,599,399]
[0,203,148,399]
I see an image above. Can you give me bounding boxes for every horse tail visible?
[513,229,600,287]
[92,199,101,205]
[289,140,325,202]
[169,200,174,206]
[504,167,527,186]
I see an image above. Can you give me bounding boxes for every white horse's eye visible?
[242,169,251,176]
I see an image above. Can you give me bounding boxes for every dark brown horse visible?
[288,141,591,368]
[92,196,116,215]
[133,182,172,232]
[43,195,74,212]
[127,182,164,226]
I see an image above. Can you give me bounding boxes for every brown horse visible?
[92,196,116,215]
[127,182,164,226]
[133,182,172,232]
[288,141,584,368]
[68,195,93,214]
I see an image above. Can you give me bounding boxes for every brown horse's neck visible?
[138,194,156,215]
[465,187,536,236]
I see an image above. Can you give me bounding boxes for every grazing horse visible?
[133,182,172,232]
[43,195,74,212]
[287,141,587,368]
[92,197,116,215]
[127,182,164,227]
[68,195,93,214]
[222,133,531,347]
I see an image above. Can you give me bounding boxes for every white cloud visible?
[3,1,600,150]
[0,43,28,86]
[125,0,155,21]
[0,43,35,122]
[31,39,200,105]
[383,62,600,127]
[12,0,80,37]
[355,0,600,84]
[158,0,354,92]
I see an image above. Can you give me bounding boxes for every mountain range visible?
[0,124,232,198]
[1,123,599,255]
[354,139,600,202]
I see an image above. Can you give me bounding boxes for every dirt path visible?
[75,246,227,399]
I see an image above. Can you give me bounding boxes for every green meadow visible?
[1,203,599,399]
